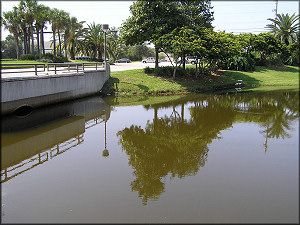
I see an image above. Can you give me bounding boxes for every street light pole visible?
[101,24,109,69]
[104,31,107,66]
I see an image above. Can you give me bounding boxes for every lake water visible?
[1,90,299,223]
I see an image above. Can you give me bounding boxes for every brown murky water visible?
[1,90,299,223]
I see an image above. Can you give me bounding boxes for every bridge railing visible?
[1,63,46,76]
[1,62,104,76]
[47,62,104,74]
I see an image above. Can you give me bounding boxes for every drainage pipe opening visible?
[13,105,34,117]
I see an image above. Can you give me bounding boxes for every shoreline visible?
[101,65,299,96]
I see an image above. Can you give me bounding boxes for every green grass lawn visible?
[103,65,299,96]
[223,66,299,87]
[103,69,186,95]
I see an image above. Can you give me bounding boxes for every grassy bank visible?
[102,65,299,95]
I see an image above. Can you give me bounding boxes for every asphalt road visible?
[110,61,173,71]
[1,62,174,78]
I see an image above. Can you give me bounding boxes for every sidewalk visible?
[1,62,174,78]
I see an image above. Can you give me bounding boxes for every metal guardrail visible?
[1,62,104,76]
[47,62,103,74]
[1,63,46,76]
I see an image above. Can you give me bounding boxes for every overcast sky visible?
[1,0,299,41]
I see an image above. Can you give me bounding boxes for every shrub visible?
[185,67,197,77]
[43,53,54,60]
[144,66,154,74]
[19,54,36,60]
[220,55,255,71]
[284,42,300,66]
[53,54,69,63]
[154,66,173,77]
[38,58,52,63]
[265,53,284,66]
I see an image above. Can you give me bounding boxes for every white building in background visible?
[43,41,53,54]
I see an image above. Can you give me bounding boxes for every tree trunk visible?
[14,35,20,59]
[53,30,57,57]
[23,36,27,54]
[58,30,62,55]
[209,59,216,75]
[173,67,177,80]
[36,29,40,59]
[27,34,30,54]
[41,28,45,55]
[182,53,186,70]
[155,46,159,68]
[22,27,29,54]
[70,45,75,60]
[64,37,68,58]
[31,26,34,55]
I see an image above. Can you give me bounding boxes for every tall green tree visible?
[1,34,22,59]
[120,1,186,68]
[176,0,214,27]
[156,27,198,79]
[252,32,285,62]
[49,8,60,57]
[17,1,29,54]
[1,7,21,59]
[18,0,37,54]
[121,0,214,68]
[34,4,50,57]
[83,22,104,59]
[266,13,299,45]
[65,17,85,59]
[56,9,70,55]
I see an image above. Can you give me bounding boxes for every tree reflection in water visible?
[117,90,299,205]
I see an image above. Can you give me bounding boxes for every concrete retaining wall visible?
[1,64,110,115]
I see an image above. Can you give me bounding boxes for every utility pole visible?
[274,0,278,27]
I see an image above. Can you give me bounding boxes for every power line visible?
[223,28,268,30]
[214,11,274,14]
[212,3,273,7]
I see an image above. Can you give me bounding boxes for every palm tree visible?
[84,22,104,59]
[18,0,37,55]
[27,0,37,55]
[65,17,85,59]
[266,13,299,45]
[34,4,50,56]
[55,9,70,56]
[2,7,22,59]
[49,8,60,57]
[18,1,29,54]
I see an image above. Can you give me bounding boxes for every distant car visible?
[116,58,131,63]
[77,56,90,60]
[142,57,155,63]
[102,57,113,62]
[175,59,188,64]
[187,56,201,65]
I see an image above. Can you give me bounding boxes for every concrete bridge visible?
[1,62,110,115]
